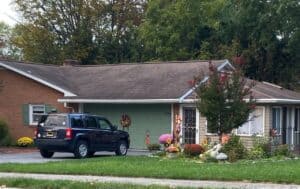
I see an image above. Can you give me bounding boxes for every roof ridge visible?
[72,59,226,68]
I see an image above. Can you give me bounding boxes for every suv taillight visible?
[65,128,72,139]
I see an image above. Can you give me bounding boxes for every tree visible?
[0,22,22,60]
[214,0,300,89]
[195,62,255,141]
[13,0,146,64]
[138,0,220,61]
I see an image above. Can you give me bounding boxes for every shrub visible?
[248,147,265,160]
[147,143,161,151]
[252,136,271,158]
[184,144,204,156]
[222,135,247,162]
[273,144,290,157]
[17,137,33,147]
[0,120,11,146]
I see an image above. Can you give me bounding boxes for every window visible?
[272,107,282,135]
[44,114,68,127]
[70,116,84,128]
[29,104,45,125]
[206,120,217,135]
[84,116,98,128]
[98,119,112,130]
[295,108,300,132]
[237,107,264,136]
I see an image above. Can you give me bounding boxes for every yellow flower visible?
[17,137,33,147]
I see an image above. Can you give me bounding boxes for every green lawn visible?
[0,178,193,189]
[0,156,299,184]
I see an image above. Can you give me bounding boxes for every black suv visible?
[34,113,130,158]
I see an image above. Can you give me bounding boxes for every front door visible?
[182,107,198,144]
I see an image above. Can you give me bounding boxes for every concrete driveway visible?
[0,149,151,164]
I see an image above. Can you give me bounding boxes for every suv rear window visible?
[44,115,68,127]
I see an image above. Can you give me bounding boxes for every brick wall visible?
[0,68,69,141]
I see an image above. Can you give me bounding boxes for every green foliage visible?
[147,143,161,151]
[0,119,12,146]
[250,136,271,159]
[13,0,146,64]
[222,135,247,162]
[138,0,216,61]
[196,63,255,136]
[248,147,265,160]
[139,0,300,89]
[273,145,291,157]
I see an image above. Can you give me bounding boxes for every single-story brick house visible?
[1,59,300,150]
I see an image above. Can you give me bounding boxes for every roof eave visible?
[255,99,300,104]
[0,62,76,97]
[58,98,182,104]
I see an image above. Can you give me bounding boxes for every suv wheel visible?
[115,140,128,156]
[40,149,54,158]
[74,140,89,158]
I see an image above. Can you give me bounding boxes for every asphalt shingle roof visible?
[1,59,300,102]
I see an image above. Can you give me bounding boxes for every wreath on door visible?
[120,114,131,128]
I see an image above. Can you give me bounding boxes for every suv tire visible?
[115,140,128,156]
[40,149,54,158]
[74,140,89,158]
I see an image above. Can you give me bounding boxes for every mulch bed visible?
[0,147,38,154]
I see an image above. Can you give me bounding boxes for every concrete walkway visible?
[0,172,299,189]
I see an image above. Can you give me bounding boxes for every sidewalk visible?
[0,172,299,189]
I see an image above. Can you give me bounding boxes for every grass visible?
[0,156,299,184]
[0,178,194,189]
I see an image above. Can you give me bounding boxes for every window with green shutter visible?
[22,104,57,126]
[22,104,29,125]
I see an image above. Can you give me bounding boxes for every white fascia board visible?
[58,99,181,104]
[0,62,76,97]
[178,76,208,103]
[255,99,300,104]
[179,98,300,104]
[179,59,234,103]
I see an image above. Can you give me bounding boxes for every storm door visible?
[182,107,197,144]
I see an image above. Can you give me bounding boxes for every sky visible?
[0,0,18,26]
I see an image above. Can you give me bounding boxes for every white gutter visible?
[179,59,234,103]
[0,62,76,97]
[58,98,300,104]
[255,99,300,104]
[58,98,182,104]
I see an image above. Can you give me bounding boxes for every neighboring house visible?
[1,59,300,150]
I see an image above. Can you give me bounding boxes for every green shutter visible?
[45,104,57,113]
[22,104,29,125]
